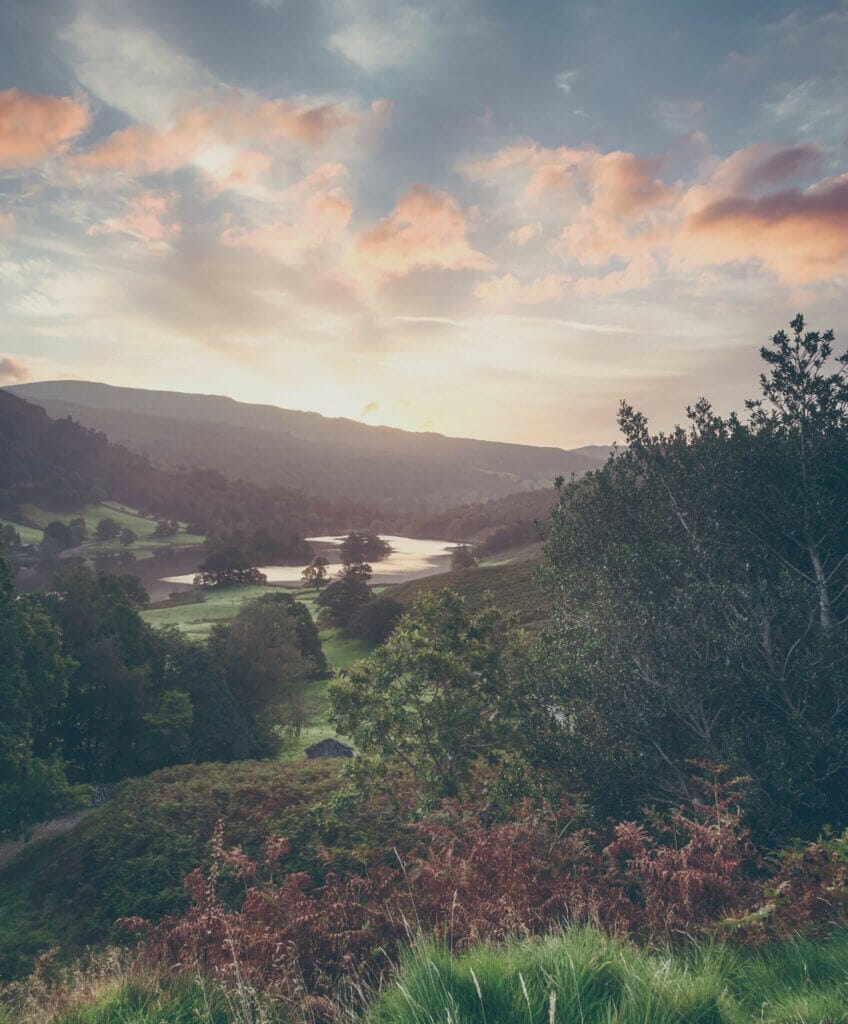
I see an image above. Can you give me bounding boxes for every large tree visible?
[529,316,848,839]
[330,589,521,796]
[210,592,324,754]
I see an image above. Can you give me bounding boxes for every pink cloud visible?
[223,188,352,262]
[0,88,89,169]
[475,272,568,304]
[356,185,493,282]
[708,142,822,193]
[71,92,387,178]
[88,192,181,244]
[677,174,848,284]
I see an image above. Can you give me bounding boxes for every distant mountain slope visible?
[7,381,606,512]
[0,390,369,545]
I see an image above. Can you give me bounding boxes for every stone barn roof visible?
[305,738,354,759]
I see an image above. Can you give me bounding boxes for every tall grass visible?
[366,928,848,1024]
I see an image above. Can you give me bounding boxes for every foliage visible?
[193,546,267,589]
[330,589,523,796]
[0,760,367,980]
[300,556,329,589]
[0,524,21,548]
[531,316,848,840]
[208,592,325,750]
[94,519,120,542]
[0,557,76,839]
[127,773,848,1017]
[349,594,404,645]
[339,530,392,563]
[315,562,372,630]
[450,543,477,569]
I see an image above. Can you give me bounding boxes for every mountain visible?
[6,381,606,512]
[0,390,371,547]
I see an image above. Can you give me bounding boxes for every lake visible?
[160,534,458,589]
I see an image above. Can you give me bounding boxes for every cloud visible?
[327,0,439,73]
[71,92,375,178]
[508,221,543,246]
[223,187,353,263]
[0,356,30,382]
[677,174,848,284]
[0,88,90,169]
[356,185,493,283]
[361,400,380,415]
[87,192,181,245]
[555,70,578,94]
[475,272,568,305]
[708,142,822,193]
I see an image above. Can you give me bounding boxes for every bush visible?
[349,595,404,644]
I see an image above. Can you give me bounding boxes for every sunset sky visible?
[1,0,847,446]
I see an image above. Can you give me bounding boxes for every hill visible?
[391,546,549,630]
[0,390,375,561]
[6,381,607,512]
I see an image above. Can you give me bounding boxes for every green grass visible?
[0,516,43,545]
[369,928,848,1024]
[2,972,291,1024]
[19,502,205,558]
[140,584,275,637]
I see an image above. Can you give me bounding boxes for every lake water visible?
[160,534,458,588]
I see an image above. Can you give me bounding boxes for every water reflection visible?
[160,534,457,587]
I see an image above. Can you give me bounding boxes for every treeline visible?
[0,560,325,839]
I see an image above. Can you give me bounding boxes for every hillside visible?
[0,390,375,552]
[6,381,606,512]
[391,546,549,630]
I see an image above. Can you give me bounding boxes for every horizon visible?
[1,1,847,447]
[6,376,618,449]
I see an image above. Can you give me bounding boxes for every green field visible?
[18,502,205,560]
[0,516,43,545]
[141,585,372,759]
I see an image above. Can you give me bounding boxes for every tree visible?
[339,531,392,563]
[44,520,75,550]
[0,524,21,548]
[301,556,330,589]
[95,517,121,541]
[316,561,372,630]
[330,589,521,796]
[119,527,137,547]
[0,556,76,838]
[210,593,320,754]
[194,545,267,588]
[529,316,848,840]
[153,519,180,538]
[350,594,405,645]
[451,544,478,569]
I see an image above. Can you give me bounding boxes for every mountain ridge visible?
[7,381,607,512]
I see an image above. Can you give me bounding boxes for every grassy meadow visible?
[9,502,205,561]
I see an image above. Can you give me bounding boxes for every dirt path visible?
[0,808,93,871]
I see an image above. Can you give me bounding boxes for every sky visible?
[0,0,847,447]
